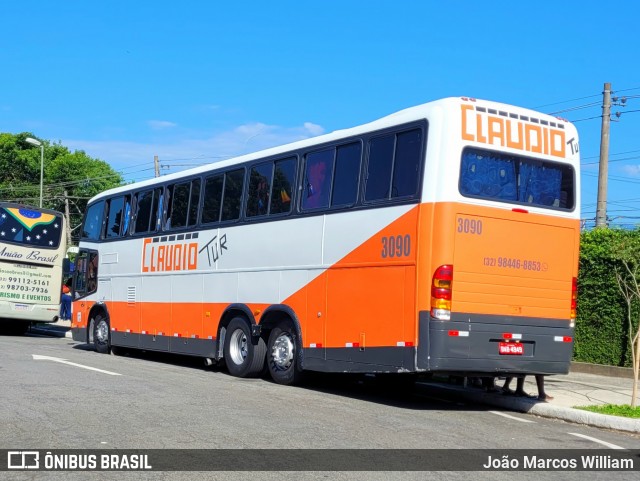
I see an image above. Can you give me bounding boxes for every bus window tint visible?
[221,169,244,221]
[392,129,421,198]
[202,174,223,223]
[105,196,125,239]
[134,188,161,234]
[247,163,273,217]
[459,148,574,209]
[303,149,333,210]
[187,180,200,226]
[365,134,395,201]
[167,182,190,228]
[270,157,296,215]
[82,201,105,240]
[122,198,131,235]
[331,142,361,207]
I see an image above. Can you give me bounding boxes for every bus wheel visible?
[93,314,111,354]
[223,318,266,378]
[267,323,303,386]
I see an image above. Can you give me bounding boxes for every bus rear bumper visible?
[417,311,574,375]
[0,301,59,323]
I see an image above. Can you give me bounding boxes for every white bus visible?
[71,97,580,385]
[0,202,67,333]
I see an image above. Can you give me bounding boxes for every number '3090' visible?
[381,235,411,258]
[457,217,483,235]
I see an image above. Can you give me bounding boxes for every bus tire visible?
[223,317,266,378]
[267,322,303,386]
[93,314,111,354]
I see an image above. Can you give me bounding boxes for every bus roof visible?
[90,97,575,203]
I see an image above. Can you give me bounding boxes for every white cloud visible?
[147,120,178,130]
[63,121,326,182]
[303,122,324,136]
[621,165,640,177]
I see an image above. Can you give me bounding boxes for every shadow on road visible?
[67,343,486,412]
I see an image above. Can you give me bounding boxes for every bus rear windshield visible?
[459,148,575,210]
[0,206,63,248]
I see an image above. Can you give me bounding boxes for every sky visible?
[2,0,639,228]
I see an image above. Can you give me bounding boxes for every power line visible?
[547,101,601,115]
[582,154,640,166]
[581,149,640,161]
[535,94,601,109]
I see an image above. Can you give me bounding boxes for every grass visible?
[575,404,640,418]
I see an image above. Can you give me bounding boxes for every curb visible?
[29,325,72,339]
[422,382,640,434]
[570,361,634,380]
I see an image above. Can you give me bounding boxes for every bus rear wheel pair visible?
[223,317,303,385]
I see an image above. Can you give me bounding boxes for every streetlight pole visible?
[25,137,44,208]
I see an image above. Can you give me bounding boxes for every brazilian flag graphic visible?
[0,207,63,248]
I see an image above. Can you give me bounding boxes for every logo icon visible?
[7,451,40,469]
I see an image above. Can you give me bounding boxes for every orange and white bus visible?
[0,203,68,333]
[71,97,580,384]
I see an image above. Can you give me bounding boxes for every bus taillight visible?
[570,276,577,327]
[431,265,453,320]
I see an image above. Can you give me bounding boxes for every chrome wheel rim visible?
[271,333,294,370]
[96,320,108,343]
[229,329,248,365]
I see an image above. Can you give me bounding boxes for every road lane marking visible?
[568,433,625,450]
[32,354,121,376]
[489,410,536,423]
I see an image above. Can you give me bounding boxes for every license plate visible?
[13,304,29,311]
[499,342,524,355]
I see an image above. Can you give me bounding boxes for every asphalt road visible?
[2,333,640,480]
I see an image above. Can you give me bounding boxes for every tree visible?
[0,132,124,245]
[611,229,640,408]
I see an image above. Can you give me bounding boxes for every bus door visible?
[72,249,99,331]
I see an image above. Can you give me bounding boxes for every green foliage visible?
[576,228,640,366]
[575,404,640,418]
[0,132,124,244]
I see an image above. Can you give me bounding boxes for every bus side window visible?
[392,129,422,198]
[166,180,201,229]
[133,188,162,234]
[105,196,125,239]
[221,169,244,221]
[365,134,394,201]
[269,157,296,215]
[302,149,333,210]
[133,190,153,234]
[246,162,274,218]
[331,142,361,207]
[167,182,189,228]
[202,174,224,224]
[122,197,131,235]
[152,188,162,232]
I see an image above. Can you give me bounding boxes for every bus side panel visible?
[170,273,203,353]
[110,277,141,348]
[284,207,420,371]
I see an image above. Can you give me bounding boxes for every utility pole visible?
[63,189,72,247]
[154,155,160,178]
[595,82,612,228]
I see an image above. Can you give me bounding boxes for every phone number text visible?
[483,257,547,271]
